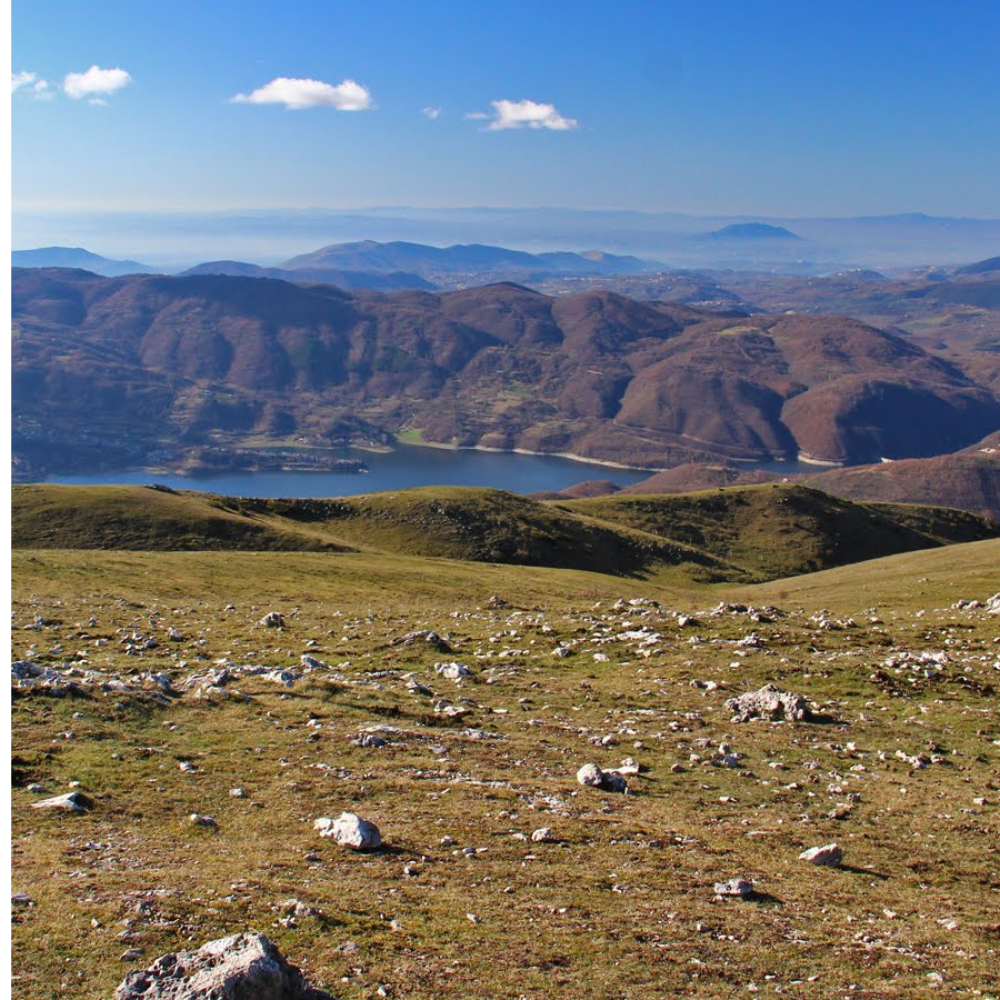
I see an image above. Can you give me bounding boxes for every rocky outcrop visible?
[114,932,333,999]
[725,684,810,722]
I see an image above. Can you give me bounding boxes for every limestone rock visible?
[393,629,452,652]
[31,791,93,812]
[114,931,333,999]
[576,763,629,793]
[799,843,843,867]
[726,684,810,723]
[576,763,604,787]
[434,661,470,681]
[314,812,382,850]
[714,878,754,898]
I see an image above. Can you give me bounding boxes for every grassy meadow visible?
[10,488,1000,998]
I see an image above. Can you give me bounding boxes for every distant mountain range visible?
[13,240,664,292]
[15,207,999,271]
[704,223,803,241]
[10,246,156,277]
[280,240,660,277]
[12,268,1000,480]
[178,260,436,291]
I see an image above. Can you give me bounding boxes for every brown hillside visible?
[13,269,1000,476]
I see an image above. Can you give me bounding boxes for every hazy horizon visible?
[13,1,1000,222]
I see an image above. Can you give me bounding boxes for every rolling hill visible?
[13,269,1000,478]
[12,482,999,584]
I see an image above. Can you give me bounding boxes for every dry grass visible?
[11,540,1000,998]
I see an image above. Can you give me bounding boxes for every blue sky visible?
[10,0,1000,217]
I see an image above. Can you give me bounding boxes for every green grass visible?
[395,429,426,444]
[13,483,998,585]
[11,536,1000,997]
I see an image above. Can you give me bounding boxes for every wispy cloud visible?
[422,106,442,120]
[476,98,579,131]
[12,71,53,99]
[64,65,132,101]
[12,71,38,92]
[231,77,373,111]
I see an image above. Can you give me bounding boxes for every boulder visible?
[114,931,333,999]
[714,878,754,898]
[314,812,382,850]
[799,843,843,867]
[434,661,470,681]
[31,791,93,812]
[575,763,629,793]
[725,684,810,723]
[259,612,284,628]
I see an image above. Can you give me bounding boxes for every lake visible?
[42,443,815,498]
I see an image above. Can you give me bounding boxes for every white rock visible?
[799,843,843,867]
[714,878,754,898]
[434,661,470,681]
[576,763,604,787]
[314,812,382,850]
[31,791,92,812]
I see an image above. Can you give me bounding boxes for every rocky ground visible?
[10,545,1000,998]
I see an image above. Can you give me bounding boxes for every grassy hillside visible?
[11,536,1000,998]
[12,483,999,583]
[559,483,999,579]
[10,483,350,553]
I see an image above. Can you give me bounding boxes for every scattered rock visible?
[726,684,810,723]
[31,791,93,812]
[575,763,629,794]
[353,731,388,748]
[799,843,843,867]
[434,661,470,681]
[714,878,754,898]
[393,629,452,652]
[314,812,382,850]
[531,827,555,843]
[259,611,285,628]
[113,931,333,999]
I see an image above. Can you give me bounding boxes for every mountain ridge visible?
[13,268,1000,479]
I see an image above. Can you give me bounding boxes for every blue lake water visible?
[42,443,815,498]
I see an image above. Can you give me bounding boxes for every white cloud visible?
[64,65,132,100]
[12,71,38,92]
[423,106,442,120]
[231,77,373,111]
[464,111,490,120]
[482,99,578,131]
[12,72,54,100]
